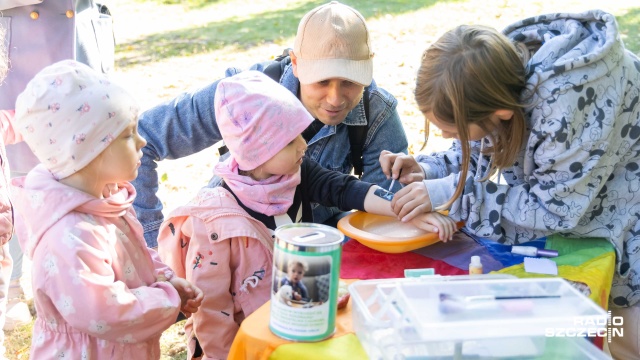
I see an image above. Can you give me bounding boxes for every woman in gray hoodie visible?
[380,10,640,358]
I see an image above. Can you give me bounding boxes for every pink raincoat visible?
[158,187,274,359]
[11,165,181,359]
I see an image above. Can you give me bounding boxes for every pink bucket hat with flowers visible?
[215,71,313,170]
[15,60,139,179]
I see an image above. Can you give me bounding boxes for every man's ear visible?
[289,50,299,78]
[494,109,514,121]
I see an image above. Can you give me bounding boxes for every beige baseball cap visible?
[293,1,373,86]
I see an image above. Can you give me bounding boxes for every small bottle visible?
[469,256,483,275]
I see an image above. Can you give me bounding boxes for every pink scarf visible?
[214,157,301,216]
[76,182,136,217]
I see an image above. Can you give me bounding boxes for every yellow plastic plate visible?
[337,211,463,254]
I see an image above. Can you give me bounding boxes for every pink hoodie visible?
[158,187,274,359]
[11,165,181,359]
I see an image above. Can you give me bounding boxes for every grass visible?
[118,0,639,68]
[117,0,458,68]
[5,0,640,359]
[618,7,640,53]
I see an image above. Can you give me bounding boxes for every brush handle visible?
[440,293,561,302]
[495,295,561,300]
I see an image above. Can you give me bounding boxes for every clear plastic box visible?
[349,276,611,359]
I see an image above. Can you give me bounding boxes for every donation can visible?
[269,223,344,341]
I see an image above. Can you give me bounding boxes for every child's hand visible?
[392,182,432,221]
[409,212,458,242]
[379,150,425,184]
[169,277,204,318]
[292,291,302,301]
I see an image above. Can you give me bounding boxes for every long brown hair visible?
[415,25,527,210]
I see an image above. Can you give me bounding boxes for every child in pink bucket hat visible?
[10,60,203,359]
[156,71,457,359]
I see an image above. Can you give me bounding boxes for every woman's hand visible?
[391,182,432,221]
[409,212,458,242]
[379,150,425,184]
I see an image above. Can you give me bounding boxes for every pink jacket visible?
[158,187,274,360]
[11,165,182,359]
[0,110,23,245]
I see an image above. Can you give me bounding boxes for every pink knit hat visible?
[215,71,313,170]
[15,60,139,179]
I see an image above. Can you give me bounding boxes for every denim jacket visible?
[134,61,408,247]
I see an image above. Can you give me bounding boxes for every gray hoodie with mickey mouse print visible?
[417,10,640,307]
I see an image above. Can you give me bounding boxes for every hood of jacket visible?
[10,164,136,258]
[504,10,624,105]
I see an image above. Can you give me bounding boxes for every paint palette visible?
[337,211,463,253]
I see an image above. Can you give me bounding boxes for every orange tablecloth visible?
[228,279,364,360]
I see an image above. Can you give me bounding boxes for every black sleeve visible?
[301,158,373,211]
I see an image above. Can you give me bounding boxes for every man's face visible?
[291,55,364,126]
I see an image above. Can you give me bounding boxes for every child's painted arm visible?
[43,225,181,343]
[363,185,396,217]
[0,110,23,145]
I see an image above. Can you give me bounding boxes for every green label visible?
[269,242,341,341]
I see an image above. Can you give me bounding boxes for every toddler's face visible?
[86,117,147,184]
[255,135,307,179]
[287,264,305,284]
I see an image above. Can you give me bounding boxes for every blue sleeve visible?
[132,80,222,247]
[132,58,281,247]
[360,87,408,192]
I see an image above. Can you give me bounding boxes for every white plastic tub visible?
[349,276,611,359]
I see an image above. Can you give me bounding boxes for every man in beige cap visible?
[133,1,409,248]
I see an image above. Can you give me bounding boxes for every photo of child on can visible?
[280,258,310,302]
[270,223,344,341]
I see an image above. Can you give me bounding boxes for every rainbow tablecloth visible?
[228,232,615,360]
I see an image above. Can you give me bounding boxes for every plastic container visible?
[270,223,344,341]
[337,211,465,253]
[469,255,483,274]
[349,276,610,359]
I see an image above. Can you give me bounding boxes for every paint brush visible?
[387,178,396,194]
[438,293,560,314]
[439,293,561,302]
[373,170,402,201]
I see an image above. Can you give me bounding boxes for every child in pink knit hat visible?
[156,71,457,359]
[9,60,203,359]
